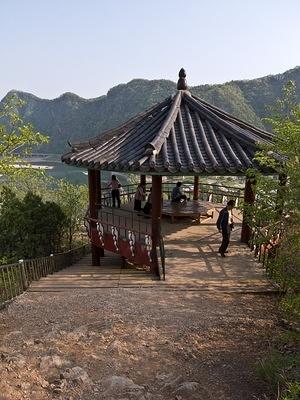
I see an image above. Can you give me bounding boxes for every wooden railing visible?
[0,244,90,306]
[158,233,166,281]
[162,182,244,204]
[101,184,136,207]
[97,205,152,242]
[248,226,283,272]
[101,182,244,208]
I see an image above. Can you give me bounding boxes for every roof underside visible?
[62,91,274,175]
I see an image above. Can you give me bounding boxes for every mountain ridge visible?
[1,66,300,153]
[4,66,300,102]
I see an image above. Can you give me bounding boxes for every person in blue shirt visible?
[216,200,235,257]
[171,182,188,203]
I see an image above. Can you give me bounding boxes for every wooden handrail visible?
[0,244,90,306]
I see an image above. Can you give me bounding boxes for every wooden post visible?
[18,259,28,291]
[96,170,104,257]
[88,169,101,265]
[241,176,256,244]
[140,175,146,186]
[151,175,162,277]
[193,176,199,200]
[95,169,102,207]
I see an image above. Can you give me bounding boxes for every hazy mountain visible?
[1,66,300,153]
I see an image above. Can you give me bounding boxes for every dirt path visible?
[0,288,278,400]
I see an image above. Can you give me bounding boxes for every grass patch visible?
[281,381,300,400]
[280,293,300,324]
[257,328,300,400]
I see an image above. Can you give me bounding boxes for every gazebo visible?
[62,69,274,278]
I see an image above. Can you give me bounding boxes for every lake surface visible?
[24,154,245,189]
[27,154,130,185]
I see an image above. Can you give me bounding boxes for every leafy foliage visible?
[0,101,88,261]
[5,173,89,252]
[51,179,88,250]
[0,187,67,262]
[247,81,300,400]
[0,93,48,175]
[243,81,300,292]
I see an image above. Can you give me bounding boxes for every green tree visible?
[244,81,300,400]
[52,179,88,250]
[247,81,300,291]
[0,93,48,176]
[4,172,89,250]
[0,187,67,262]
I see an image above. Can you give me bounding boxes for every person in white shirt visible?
[134,183,146,211]
[143,187,152,215]
[107,175,121,208]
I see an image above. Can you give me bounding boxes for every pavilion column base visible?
[193,176,199,200]
[91,244,102,266]
[150,255,160,278]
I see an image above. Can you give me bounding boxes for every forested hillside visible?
[1,66,300,153]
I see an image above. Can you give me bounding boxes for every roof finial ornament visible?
[177,68,188,90]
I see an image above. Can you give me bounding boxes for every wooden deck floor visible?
[161,208,276,292]
[29,207,276,293]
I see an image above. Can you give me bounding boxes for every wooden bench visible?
[162,200,215,224]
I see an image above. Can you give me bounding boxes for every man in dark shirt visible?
[216,200,235,257]
[171,182,187,203]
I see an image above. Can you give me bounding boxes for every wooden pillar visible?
[193,176,199,200]
[95,169,102,207]
[88,169,102,265]
[241,176,256,244]
[140,174,146,186]
[151,175,162,277]
[96,169,104,257]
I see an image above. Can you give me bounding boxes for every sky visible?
[1,0,300,100]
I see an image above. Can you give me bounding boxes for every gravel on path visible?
[0,288,279,400]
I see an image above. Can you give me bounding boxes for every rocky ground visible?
[0,289,279,400]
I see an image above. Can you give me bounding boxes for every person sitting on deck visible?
[171,182,188,203]
[107,175,121,208]
[143,187,152,215]
[216,200,235,257]
[134,183,146,212]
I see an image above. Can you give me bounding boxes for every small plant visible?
[281,381,300,400]
[280,293,300,323]
[257,349,300,397]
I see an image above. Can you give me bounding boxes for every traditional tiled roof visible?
[62,72,274,175]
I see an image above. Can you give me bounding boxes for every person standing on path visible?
[134,183,146,212]
[216,200,235,257]
[143,187,152,215]
[107,175,121,208]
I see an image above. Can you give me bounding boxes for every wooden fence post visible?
[18,259,28,291]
